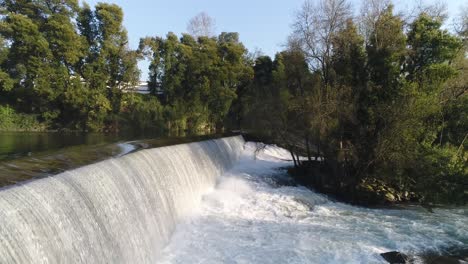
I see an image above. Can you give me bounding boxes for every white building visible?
[123,81,151,94]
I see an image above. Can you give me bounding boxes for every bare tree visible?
[358,0,391,44]
[396,0,448,31]
[453,4,467,40]
[245,47,265,65]
[187,12,216,38]
[291,0,351,85]
[410,0,448,21]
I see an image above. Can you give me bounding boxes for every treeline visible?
[243,1,467,205]
[0,1,252,134]
[0,1,140,131]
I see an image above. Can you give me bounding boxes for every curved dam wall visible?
[0,136,245,263]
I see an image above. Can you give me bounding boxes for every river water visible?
[0,132,229,187]
[157,142,468,264]
[0,135,466,263]
[0,132,133,161]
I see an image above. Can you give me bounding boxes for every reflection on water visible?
[0,132,130,161]
[0,132,232,188]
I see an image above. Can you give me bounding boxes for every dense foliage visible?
[0,2,251,134]
[138,32,252,133]
[0,104,44,131]
[0,0,139,131]
[242,1,467,205]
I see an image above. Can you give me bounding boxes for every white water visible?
[0,137,466,263]
[0,136,245,263]
[158,142,468,264]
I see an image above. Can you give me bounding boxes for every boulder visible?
[380,251,410,263]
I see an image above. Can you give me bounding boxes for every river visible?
[0,132,229,187]
[157,142,468,263]
[0,135,466,263]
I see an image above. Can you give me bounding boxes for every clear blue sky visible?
[83,0,463,80]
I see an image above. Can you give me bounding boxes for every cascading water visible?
[1,136,466,263]
[0,136,245,263]
[158,142,468,264]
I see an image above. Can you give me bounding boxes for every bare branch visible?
[290,0,351,82]
[358,0,390,44]
[187,12,216,38]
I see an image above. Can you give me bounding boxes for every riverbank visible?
[288,162,420,207]
[0,105,47,132]
[242,132,466,207]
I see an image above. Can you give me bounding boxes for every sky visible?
[83,0,464,80]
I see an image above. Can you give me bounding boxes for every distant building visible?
[123,81,151,94]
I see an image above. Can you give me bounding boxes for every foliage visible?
[139,32,252,133]
[244,2,467,205]
[411,145,467,204]
[119,93,165,133]
[0,1,139,131]
[0,105,45,131]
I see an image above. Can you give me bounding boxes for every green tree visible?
[141,31,251,133]
[406,13,462,87]
[366,4,406,91]
[75,2,139,130]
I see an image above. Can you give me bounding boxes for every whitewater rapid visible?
[157,142,468,264]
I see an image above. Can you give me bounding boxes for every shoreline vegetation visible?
[247,130,466,208]
[0,105,46,132]
[0,0,466,206]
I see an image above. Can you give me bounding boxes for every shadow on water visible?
[0,132,237,188]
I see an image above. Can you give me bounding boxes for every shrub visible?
[0,105,46,131]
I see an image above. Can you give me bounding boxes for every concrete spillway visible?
[0,136,245,263]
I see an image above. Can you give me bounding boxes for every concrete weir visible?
[0,136,245,263]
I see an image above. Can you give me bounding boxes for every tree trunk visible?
[305,132,312,162]
[290,150,298,168]
[295,152,301,166]
[316,133,321,162]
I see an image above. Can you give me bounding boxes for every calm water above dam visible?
[0,132,228,187]
[0,132,134,161]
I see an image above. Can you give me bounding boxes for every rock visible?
[385,192,396,202]
[380,251,410,263]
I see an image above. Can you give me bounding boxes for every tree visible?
[330,19,367,87]
[212,32,252,131]
[288,0,353,164]
[329,19,366,169]
[358,0,391,44]
[76,2,140,130]
[351,4,407,182]
[283,0,466,204]
[453,4,467,43]
[140,31,251,133]
[187,12,216,38]
[364,4,406,104]
[406,13,462,87]
[291,0,351,85]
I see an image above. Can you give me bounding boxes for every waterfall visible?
[0,136,245,263]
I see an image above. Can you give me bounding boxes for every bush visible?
[0,105,45,131]
[412,145,467,205]
[119,94,165,133]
